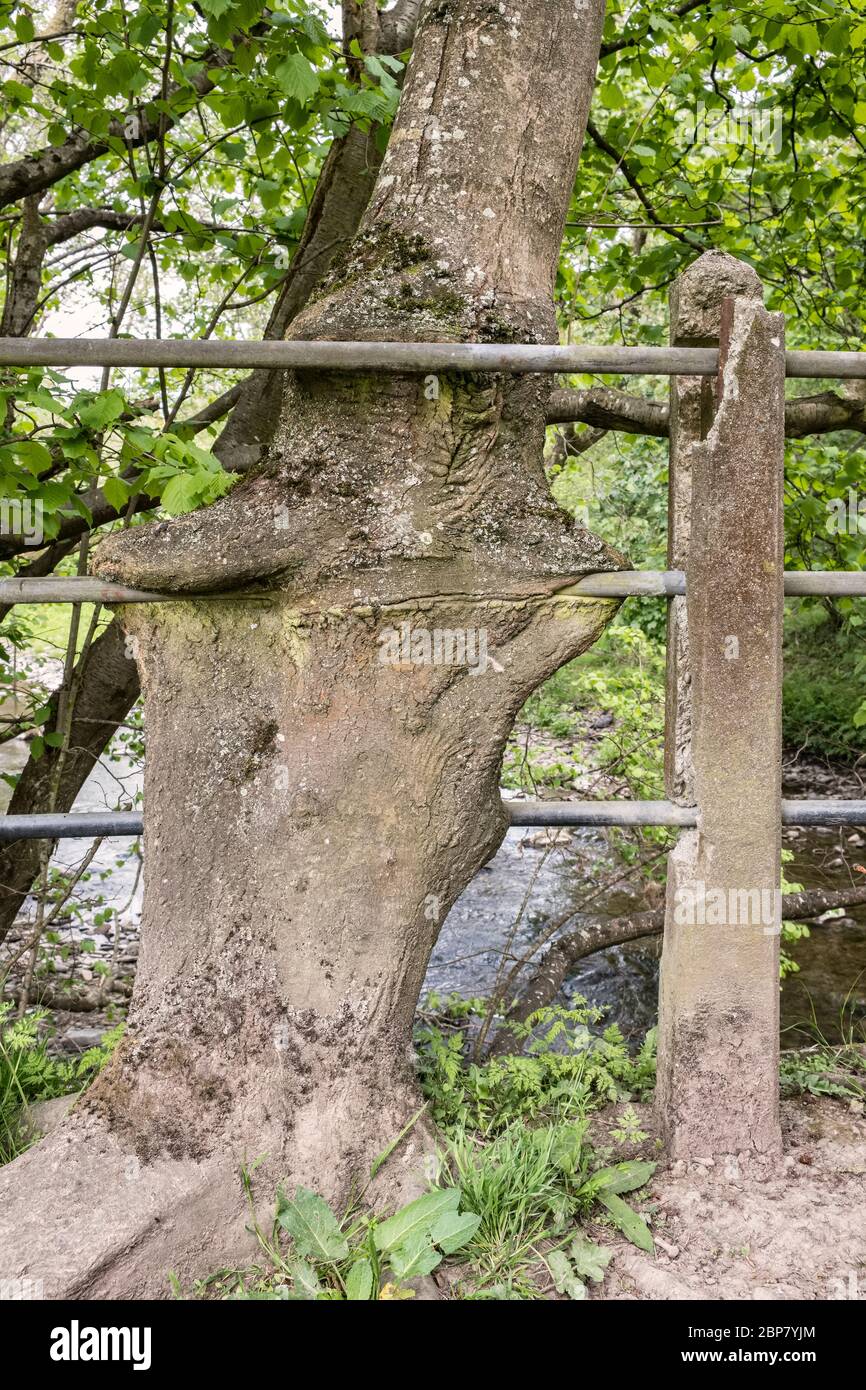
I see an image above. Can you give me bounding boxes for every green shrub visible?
[782,603,866,758]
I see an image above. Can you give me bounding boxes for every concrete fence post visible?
[657,253,786,1158]
[664,252,764,804]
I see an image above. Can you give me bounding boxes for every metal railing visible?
[0,337,863,841]
[3,798,866,842]
[1,337,865,377]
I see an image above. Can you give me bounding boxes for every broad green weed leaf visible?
[589,1160,656,1195]
[276,1187,349,1262]
[430,1210,481,1255]
[374,1188,460,1253]
[388,1232,442,1281]
[344,1258,374,1301]
[598,1191,655,1254]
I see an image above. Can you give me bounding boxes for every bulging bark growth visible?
[0,0,622,1298]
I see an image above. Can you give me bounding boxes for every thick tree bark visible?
[0,0,618,1298]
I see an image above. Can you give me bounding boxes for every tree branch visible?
[0,195,48,337]
[380,0,424,53]
[0,30,261,210]
[547,386,669,435]
[546,389,866,440]
[42,207,242,247]
[489,884,866,1055]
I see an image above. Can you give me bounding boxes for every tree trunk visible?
[0,0,619,1298]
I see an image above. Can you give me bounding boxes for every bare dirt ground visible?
[590,1097,866,1301]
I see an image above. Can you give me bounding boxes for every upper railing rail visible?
[0,338,864,378]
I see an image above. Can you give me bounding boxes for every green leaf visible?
[598,1192,655,1253]
[4,79,33,104]
[160,473,201,515]
[430,1210,481,1255]
[388,1232,442,1281]
[547,1250,587,1300]
[76,389,126,430]
[344,1258,374,1301]
[12,440,52,474]
[374,1188,461,1253]
[590,1160,655,1195]
[274,52,319,105]
[276,1187,349,1263]
[287,1258,321,1299]
[569,1233,611,1284]
[102,477,131,512]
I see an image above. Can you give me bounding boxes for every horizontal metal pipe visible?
[0,337,863,378]
[510,800,866,827]
[3,571,865,605]
[569,570,686,597]
[0,338,721,375]
[0,577,180,605]
[784,350,866,380]
[3,799,866,840]
[0,577,281,605]
[0,811,143,841]
[509,800,697,827]
[781,571,866,596]
[781,800,866,826]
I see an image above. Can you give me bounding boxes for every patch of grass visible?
[442,1122,655,1297]
[781,983,866,1101]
